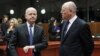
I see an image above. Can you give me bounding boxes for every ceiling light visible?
[10,9,14,15]
[41,8,46,14]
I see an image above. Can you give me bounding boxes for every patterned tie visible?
[29,25,33,45]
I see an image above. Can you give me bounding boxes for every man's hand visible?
[7,26,14,33]
[23,46,30,53]
[23,46,35,53]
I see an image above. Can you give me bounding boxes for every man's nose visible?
[31,14,34,17]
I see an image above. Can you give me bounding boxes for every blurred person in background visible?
[17,18,23,24]
[48,17,60,40]
[1,15,9,36]
[5,18,19,56]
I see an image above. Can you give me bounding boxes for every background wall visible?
[0,0,100,23]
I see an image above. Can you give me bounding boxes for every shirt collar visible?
[26,22,35,27]
[69,15,77,24]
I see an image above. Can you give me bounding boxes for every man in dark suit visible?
[1,15,9,36]
[60,1,94,56]
[10,7,48,56]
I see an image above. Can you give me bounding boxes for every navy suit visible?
[10,23,48,56]
[60,17,94,56]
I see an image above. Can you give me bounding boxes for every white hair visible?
[62,1,77,13]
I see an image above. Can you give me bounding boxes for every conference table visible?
[41,40,100,56]
[0,40,100,56]
[41,41,60,56]
[92,40,100,56]
[0,45,7,56]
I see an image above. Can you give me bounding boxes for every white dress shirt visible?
[65,15,77,34]
[26,22,34,36]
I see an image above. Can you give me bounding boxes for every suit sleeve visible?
[80,23,94,56]
[34,28,48,52]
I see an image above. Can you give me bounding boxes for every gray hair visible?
[25,7,37,15]
[62,1,77,13]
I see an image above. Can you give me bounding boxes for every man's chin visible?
[31,21,35,22]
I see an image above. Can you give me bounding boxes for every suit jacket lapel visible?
[61,18,78,43]
[23,23,30,44]
[61,22,66,40]
[33,25,38,43]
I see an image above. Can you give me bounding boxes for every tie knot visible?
[30,24,33,27]
[66,20,69,24]
[64,20,69,25]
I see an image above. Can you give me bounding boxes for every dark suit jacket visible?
[10,23,48,56]
[60,17,94,56]
[1,22,8,36]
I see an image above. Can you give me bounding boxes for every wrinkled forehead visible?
[25,8,37,14]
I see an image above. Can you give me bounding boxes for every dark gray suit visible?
[9,23,48,56]
[60,17,94,56]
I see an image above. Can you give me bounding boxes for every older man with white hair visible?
[60,1,94,56]
[8,7,48,56]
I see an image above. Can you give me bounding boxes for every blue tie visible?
[29,25,33,45]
